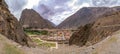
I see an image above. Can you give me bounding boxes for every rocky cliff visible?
[0,0,32,46]
[69,11,120,47]
[20,9,55,29]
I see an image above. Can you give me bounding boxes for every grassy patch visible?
[38,42,56,48]
[92,52,98,54]
[32,38,56,48]
[0,36,2,40]
[0,35,4,41]
[3,43,25,54]
[33,38,43,43]
[108,37,117,43]
[24,29,48,35]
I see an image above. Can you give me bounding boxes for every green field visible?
[24,29,48,35]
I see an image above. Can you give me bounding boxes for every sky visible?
[5,0,120,25]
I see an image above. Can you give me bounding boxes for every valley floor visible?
[21,30,120,54]
[1,30,120,54]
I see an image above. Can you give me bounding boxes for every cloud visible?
[4,0,120,25]
[5,0,27,19]
[38,0,120,25]
[51,2,90,25]
[5,0,40,19]
[34,0,84,25]
[25,0,40,9]
[91,0,119,7]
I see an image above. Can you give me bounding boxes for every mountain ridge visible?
[57,6,120,29]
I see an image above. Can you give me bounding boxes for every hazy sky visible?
[5,0,120,25]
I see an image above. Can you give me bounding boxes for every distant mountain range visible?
[19,6,120,29]
[57,6,120,29]
[19,9,55,29]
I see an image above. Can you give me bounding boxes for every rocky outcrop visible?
[58,7,120,29]
[20,9,55,29]
[0,0,32,46]
[69,11,120,47]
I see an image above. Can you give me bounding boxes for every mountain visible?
[0,0,32,46]
[19,9,55,29]
[69,11,120,47]
[57,7,120,29]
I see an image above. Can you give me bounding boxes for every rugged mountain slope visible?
[69,11,120,47]
[77,30,120,54]
[58,7,120,29]
[0,0,32,46]
[20,9,55,29]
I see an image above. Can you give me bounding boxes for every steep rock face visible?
[20,9,55,29]
[58,7,120,29]
[69,11,120,47]
[0,0,32,46]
